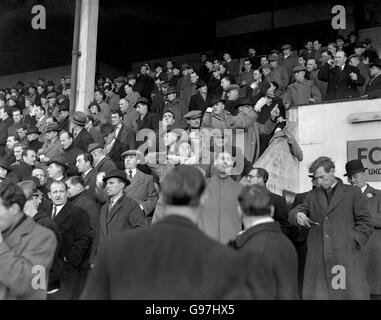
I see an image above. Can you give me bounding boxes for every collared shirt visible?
[361,185,367,194]
[52,203,65,218]
[83,168,92,178]
[104,139,116,155]
[110,193,123,208]
[126,168,137,179]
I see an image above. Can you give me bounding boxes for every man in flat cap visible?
[113,76,126,99]
[57,99,70,132]
[72,111,94,153]
[268,55,289,95]
[279,44,299,78]
[283,65,321,109]
[224,83,240,114]
[121,150,158,219]
[46,91,59,119]
[104,82,121,113]
[348,53,370,95]
[163,86,188,129]
[344,159,381,300]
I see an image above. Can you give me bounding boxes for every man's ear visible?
[269,205,275,218]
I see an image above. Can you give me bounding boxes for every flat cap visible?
[45,123,61,133]
[281,44,292,50]
[370,58,381,68]
[46,92,57,99]
[348,54,361,60]
[196,80,207,89]
[165,86,177,95]
[184,110,202,120]
[268,55,279,62]
[47,80,55,86]
[115,76,125,83]
[121,149,144,161]
[26,126,40,135]
[292,65,307,72]
[88,143,104,153]
[135,97,151,106]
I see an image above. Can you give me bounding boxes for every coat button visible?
[325,217,328,220]
[326,234,329,238]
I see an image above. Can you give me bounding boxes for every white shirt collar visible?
[238,217,275,236]
[126,168,137,178]
[94,155,106,167]
[52,203,65,216]
[111,193,123,205]
[361,185,367,193]
[83,168,92,177]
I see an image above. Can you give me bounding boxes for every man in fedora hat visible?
[188,80,213,113]
[364,58,381,99]
[268,55,289,94]
[26,125,43,153]
[72,111,94,153]
[57,99,70,132]
[46,156,68,182]
[279,44,299,78]
[344,159,381,299]
[163,86,187,129]
[38,123,62,163]
[90,169,146,264]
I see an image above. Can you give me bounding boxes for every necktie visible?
[325,187,333,204]
[51,205,57,219]
[128,170,133,179]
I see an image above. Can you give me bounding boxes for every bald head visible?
[335,51,347,67]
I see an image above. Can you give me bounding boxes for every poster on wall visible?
[347,139,381,182]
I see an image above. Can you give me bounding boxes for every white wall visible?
[296,99,381,193]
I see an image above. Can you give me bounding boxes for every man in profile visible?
[82,165,252,299]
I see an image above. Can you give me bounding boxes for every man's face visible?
[221,78,231,91]
[46,131,57,141]
[105,178,125,197]
[249,48,256,56]
[13,111,22,123]
[213,102,225,115]
[136,103,147,115]
[65,181,80,198]
[119,99,129,114]
[6,137,17,150]
[162,112,175,126]
[199,85,207,95]
[247,169,265,186]
[49,183,67,206]
[314,166,335,189]
[27,133,39,142]
[167,93,176,102]
[94,91,103,102]
[14,146,23,161]
[269,61,278,69]
[35,106,44,119]
[305,42,313,50]
[188,116,201,129]
[253,70,261,81]
[354,47,365,56]
[172,68,180,76]
[140,66,147,75]
[0,198,15,232]
[76,155,90,173]
[37,86,44,94]
[124,155,138,170]
[47,163,61,179]
[298,57,306,66]
[306,59,317,72]
[23,150,36,166]
[32,168,46,185]
[111,113,122,126]
[190,73,199,84]
[243,61,252,71]
[60,133,72,150]
[370,66,381,77]
[283,48,291,56]
[59,110,69,121]
[295,71,305,82]
[328,44,336,53]
[349,57,360,68]
[163,132,177,147]
[17,128,27,140]
[336,39,344,47]
[334,52,346,67]
[348,171,367,189]
[260,57,268,66]
[227,89,239,101]
[205,61,213,70]
[313,41,321,51]
[215,153,234,175]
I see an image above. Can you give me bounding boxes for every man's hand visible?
[241,80,247,86]
[96,172,106,186]
[296,212,311,228]
[349,72,358,81]
[309,98,317,103]
[270,105,280,120]
[206,107,213,113]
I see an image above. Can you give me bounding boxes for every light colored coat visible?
[0,217,56,300]
[283,79,322,106]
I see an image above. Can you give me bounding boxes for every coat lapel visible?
[326,182,346,215]
[4,217,34,250]
[106,195,124,225]
[125,170,144,192]
[53,203,71,227]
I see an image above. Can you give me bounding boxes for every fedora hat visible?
[88,143,104,153]
[46,156,68,169]
[26,126,40,135]
[135,97,151,106]
[165,86,177,95]
[344,159,368,177]
[45,123,61,133]
[103,169,130,186]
